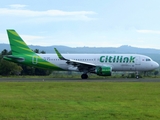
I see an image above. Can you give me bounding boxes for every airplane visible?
[3,29,159,79]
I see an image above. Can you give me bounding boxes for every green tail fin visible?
[7,29,35,55]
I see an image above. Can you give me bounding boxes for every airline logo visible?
[100,56,135,63]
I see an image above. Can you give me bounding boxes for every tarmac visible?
[0,77,160,82]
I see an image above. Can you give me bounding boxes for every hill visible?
[1,44,160,64]
[1,44,160,54]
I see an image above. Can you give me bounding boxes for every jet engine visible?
[95,66,112,76]
[68,66,79,71]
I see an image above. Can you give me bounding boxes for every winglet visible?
[54,48,66,60]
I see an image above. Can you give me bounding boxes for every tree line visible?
[0,49,52,76]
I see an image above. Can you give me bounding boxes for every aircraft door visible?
[32,56,38,64]
[135,56,141,70]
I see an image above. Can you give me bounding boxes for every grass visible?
[0,82,160,120]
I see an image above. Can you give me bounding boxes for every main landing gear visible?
[136,71,139,79]
[81,74,88,79]
[136,75,139,79]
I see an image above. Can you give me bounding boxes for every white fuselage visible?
[38,54,159,72]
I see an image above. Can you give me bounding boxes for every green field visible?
[0,81,160,120]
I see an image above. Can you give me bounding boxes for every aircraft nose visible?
[153,62,159,69]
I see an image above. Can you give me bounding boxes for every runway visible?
[0,77,160,82]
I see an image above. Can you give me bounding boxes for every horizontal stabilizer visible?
[4,55,24,62]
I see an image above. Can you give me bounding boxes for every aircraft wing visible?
[54,48,96,72]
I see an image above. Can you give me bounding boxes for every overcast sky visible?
[1,0,160,49]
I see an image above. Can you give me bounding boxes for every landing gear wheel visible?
[136,75,139,79]
[135,71,139,79]
[81,74,88,79]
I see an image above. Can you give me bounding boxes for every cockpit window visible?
[146,59,151,61]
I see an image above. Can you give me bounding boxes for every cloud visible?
[0,33,8,43]
[20,35,45,45]
[137,30,160,34]
[0,9,96,17]
[0,4,96,21]
[0,30,48,46]
[8,4,27,9]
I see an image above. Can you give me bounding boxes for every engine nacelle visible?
[68,66,78,71]
[95,66,112,76]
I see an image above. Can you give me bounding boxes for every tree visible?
[1,49,8,56]
[0,59,22,75]
[34,49,39,53]
[154,70,159,77]
[0,48,52,76]
[20,65,35,75]
[0,49,22,76]
[40,50,46,54]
